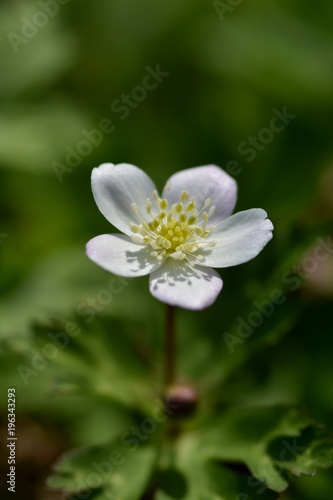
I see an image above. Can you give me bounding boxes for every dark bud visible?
[164,383,198,418]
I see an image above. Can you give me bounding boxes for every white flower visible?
[86,163,273,310]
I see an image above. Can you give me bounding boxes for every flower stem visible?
[165,305,176,388]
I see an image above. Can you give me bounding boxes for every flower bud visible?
[164,383,198,418]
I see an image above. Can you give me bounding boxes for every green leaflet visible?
[47,405,333,499]
[154,405,333,498]
[29,316,158,413]
[198,405,333,492]
[47,442,158,500]
[156,435,278,500]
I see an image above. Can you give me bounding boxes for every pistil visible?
[130,190,216,263]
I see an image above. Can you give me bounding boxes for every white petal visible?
[162,165,237,224]
[198,209,273,268]
[92,163,157,235]
[86,234,161,277]
[149,260,223,310]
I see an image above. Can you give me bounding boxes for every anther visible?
[131,234,143,244]
[186,201,195,212]
[146,199,152,214]
[153,190,159,202]
[131,203,139,214]
[159,199,168,210]
[208,206,215,217]
[181,190,189,203]
[188,216,197,225]
[171,251,186,260]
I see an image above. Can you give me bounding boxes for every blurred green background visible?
[1,0,333,499]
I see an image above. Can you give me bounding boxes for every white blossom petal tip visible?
[91,163,157,236]
[86,234,162,277]
[149,261,223,311]
[162,164,237,224]
[199,208,274,269]
[87,163,273,309]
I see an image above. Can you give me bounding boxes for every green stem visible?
[165,305,176,388]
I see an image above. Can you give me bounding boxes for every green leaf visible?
[155,405,333,499]
[29,314,158,412]
[47,442,157,500]
[156,468,188,500]
[156,435,278,500]
[271,426,333,477]
[45,404,333,500]
[199,405,333,492]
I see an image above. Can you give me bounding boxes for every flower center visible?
[129,190,216,262]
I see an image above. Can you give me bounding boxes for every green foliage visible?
[47,443,157,500]
[4,317,331,499]
[200,406,333,492]
[158,440,279,500]
[45,396,333,498]
[32,316,157,411]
